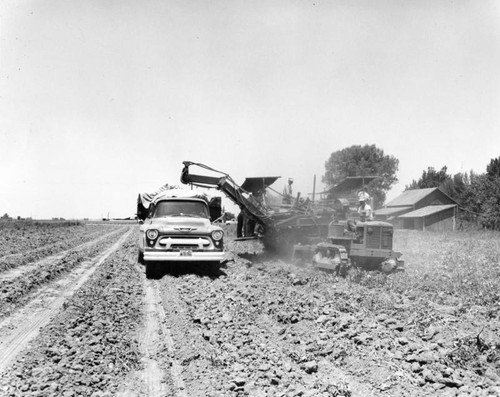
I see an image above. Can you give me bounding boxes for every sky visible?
[1,0,500,219]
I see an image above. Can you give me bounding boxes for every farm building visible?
[374,188,458,231]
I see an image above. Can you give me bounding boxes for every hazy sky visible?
[1,0,499,219]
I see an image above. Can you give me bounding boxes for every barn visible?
[374,188,458,231]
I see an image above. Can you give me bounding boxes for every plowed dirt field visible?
[0,222,499,397]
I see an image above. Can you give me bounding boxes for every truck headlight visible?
[212,230,223,241]
[146,229,159,240]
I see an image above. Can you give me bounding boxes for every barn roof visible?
[374,206,412,216]
[398,204,457,218]
[385,188,440,207]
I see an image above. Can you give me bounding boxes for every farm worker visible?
[346,219,357,233]
[357,186,370,203]
[358,201,373,222]
[236,212,244,238]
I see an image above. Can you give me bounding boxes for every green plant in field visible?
[344,230,500,319]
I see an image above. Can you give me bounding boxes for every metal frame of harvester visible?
[180,161,404,274]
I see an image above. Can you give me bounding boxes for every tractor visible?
[292,219,404,275]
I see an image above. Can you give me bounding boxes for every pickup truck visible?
[137,189,224,278]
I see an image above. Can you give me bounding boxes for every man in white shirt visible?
[358,200,373,222]
[357,186,370,203]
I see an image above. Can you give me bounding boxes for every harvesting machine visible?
[180,161,404,274]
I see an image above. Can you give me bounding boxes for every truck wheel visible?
[138,251,144,265]
[208,261,220,276]
[338,262,348,277]
[145,262,158,279]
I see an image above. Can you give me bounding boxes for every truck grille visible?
[158,236,211,250]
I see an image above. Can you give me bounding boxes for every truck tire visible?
[208,261,220,276]
[138,251,144,265]
[145,261,158,279]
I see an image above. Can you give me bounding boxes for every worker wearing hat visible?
[357,186,373,221]
[357,186,370,203]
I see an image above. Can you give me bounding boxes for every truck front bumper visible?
[144,250,224,262]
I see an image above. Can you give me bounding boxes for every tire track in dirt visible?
[157,272,227,397]
[0,229,132,374]
[154,281,187,397]
[117,267,174,397]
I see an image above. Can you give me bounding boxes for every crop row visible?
[0,237,143,397]
[0,228,130,318]
[0,226,125,273]
[0,224,122,259]
[390,230,500,310]
[0,220,82,230]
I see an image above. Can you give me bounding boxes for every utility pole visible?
[312,174,316,202]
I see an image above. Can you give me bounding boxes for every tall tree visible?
[460,172,500,229]
[486,157,500,179]
[405,166,450,190]
[405,166,475,205]
[322,144,399,207]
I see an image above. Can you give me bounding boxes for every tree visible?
[487,156,500,179]
[322,144,399,207]
[404,167,475,205]
[405,166,450,190]
[459,173,500,229]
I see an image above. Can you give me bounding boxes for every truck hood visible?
[145,216,212,232]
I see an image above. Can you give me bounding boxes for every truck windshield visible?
[153,200,209,218]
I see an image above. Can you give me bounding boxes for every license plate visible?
[180,250,192,257]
